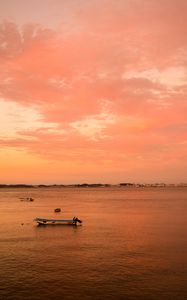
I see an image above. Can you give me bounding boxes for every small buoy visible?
[54,208,61,212]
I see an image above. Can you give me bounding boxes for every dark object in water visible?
[20,197,34,202]
[54,208,61,212]
[73,216,82,225]
[34,217,82,226]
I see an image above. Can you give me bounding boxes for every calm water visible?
[0,187,187,300]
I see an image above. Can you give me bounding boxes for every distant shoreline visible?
[0,183,187,188]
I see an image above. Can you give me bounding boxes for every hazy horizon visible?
[0,182,186,186]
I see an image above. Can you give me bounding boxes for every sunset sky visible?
[0,0,187,184]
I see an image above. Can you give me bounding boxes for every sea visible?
[0,186,187,300]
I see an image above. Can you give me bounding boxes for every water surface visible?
[0,187,187,300]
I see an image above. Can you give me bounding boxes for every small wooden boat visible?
[20,197,34,202]
[34,217,82,226]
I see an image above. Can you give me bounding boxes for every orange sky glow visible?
[0,0,187,184]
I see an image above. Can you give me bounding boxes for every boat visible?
[34,217,82,226]
[20,197,34,202]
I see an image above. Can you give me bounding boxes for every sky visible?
[0,0,187,184]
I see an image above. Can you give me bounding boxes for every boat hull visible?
[34,218,81,225]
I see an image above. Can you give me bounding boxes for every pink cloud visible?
[0,0,187,183]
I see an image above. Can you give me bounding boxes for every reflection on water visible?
[0,187,187,300]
